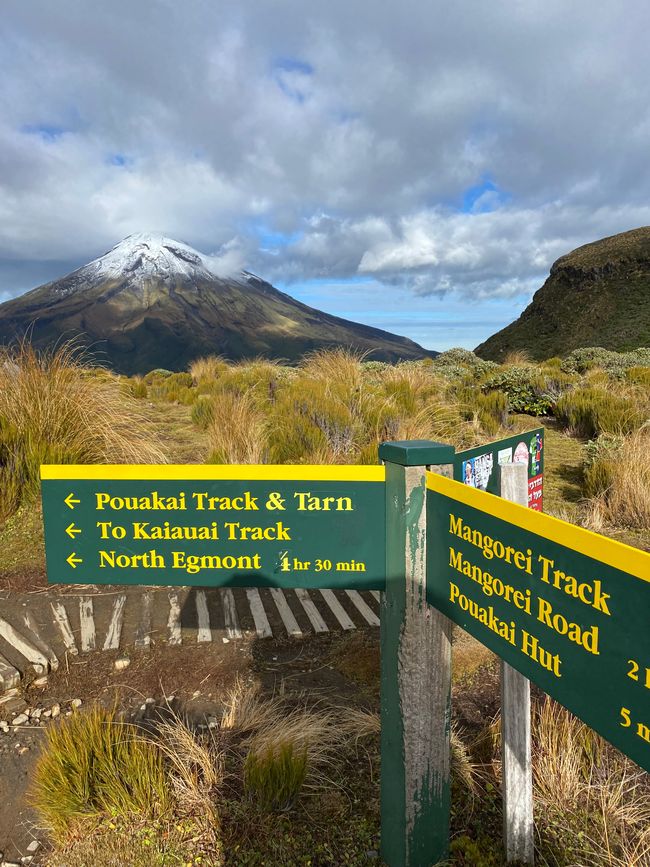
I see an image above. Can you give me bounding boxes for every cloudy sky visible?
[2,1,650,350]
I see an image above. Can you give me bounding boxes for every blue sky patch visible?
[21,123,66,142]
[272,57,314,76]
[461,177,511,214]
[271,56,314,103]
[246,220,304,249]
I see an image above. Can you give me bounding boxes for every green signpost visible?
[426,471,650,774]
[40,464,386,589]
[455,427,544,511]
[38,431,650,866]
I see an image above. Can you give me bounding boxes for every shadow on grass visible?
[554,462,585,503]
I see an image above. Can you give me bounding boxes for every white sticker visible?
[498,447,513,465]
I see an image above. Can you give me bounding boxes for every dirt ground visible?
[0,622,496,865]
[0,628,382,864]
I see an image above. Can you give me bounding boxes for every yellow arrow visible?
[65,523,82,539]
[64,493,80,510]
[66,553,83,569]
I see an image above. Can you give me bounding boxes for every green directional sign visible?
[426,472,650,773]
[40,465,386,589]
[455,427,544,511]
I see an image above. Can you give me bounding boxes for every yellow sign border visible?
[426,471,650,584]
[40,464,386,483]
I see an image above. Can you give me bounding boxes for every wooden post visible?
[500,461,534,864]
[379,439,455,867]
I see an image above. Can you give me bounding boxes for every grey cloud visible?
[1,0,649,301]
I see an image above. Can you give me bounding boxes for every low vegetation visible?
[35,682,387,866]
[2,340,650,863]
[0,340,165,519]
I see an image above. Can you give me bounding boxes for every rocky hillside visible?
[0,234,433,375]
[475,226,650,360]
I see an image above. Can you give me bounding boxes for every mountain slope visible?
[0,234,433,374]
[475,226,650,361]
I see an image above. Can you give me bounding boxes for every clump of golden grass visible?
[220,677,284,734]
[189,354,228,384]
[338,707,381,741]
[626,366,650,387]
[532,697,650,865]
[556,386,645,438]
[128,375,148,399]
[300,346,366,391]
[0,341,165,518]
[585,427,650,529]
[244,703,344,786]
[31,705,171,843]
[502,349,533,366]
[392,402,472,447]
[156,715,222,832]
[206,390,269,463]
[184,349,501,466]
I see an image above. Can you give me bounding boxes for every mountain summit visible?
[0,234,432,374]
[475,226,650,361]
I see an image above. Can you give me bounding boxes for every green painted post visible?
[379,440,455,867]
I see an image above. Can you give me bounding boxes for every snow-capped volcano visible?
[51,233,251,298]
[86,233,218,283]
[0,234,434,374]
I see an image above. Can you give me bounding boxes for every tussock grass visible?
[532,697,650,866]
[338,707,381,741]
[244,704,345,787]
[0,341,165,519]
[207,390,269,463]
[502,349,533,366]
[128,375,148,399]
[220,676,283,734]
[244,742,308,811]
[31,705,171,843]
[156,714,222,833]
[300,346,366,390]
[556,386,645,438]
[180,349,494,466]
[189,354,229,384]
[585,428,650,528]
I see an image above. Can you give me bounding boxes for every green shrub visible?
[481,367,554,416]
[244,742,308,812]
[142,368,173,382]
[432,348,498,378]
[562,346,650,378]
[450,833,502,866]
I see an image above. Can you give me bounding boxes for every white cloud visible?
[0,0,649,312]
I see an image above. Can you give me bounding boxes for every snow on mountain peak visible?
[90,233,217,283]
[46,233,259,299]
